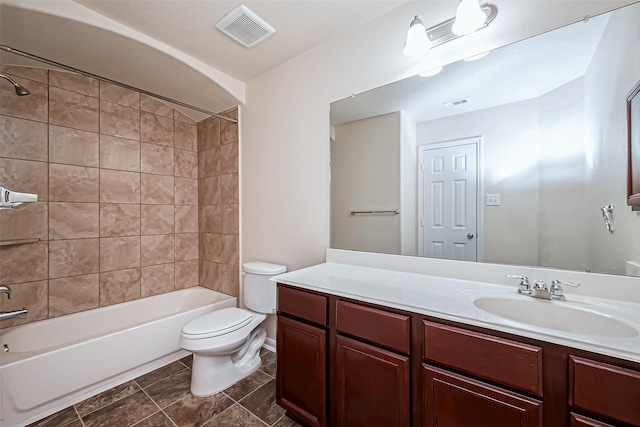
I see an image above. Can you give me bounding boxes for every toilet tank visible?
[242,262,287,314]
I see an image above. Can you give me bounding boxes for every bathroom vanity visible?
[274,255,640,427]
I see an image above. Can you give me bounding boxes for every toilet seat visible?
[182,308,252,340]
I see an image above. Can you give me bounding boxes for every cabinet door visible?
[336,335,410,427]
[570,413,615,427]
[423,364,542,427]
[276,316,326,427]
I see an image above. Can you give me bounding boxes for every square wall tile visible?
[202,233,222,262]
[0,78,48,122]
[175,178,198,205]
[221,264,239,298]
[175,260,199,290]
[201,176,219,205]
[174,149,197,178]
[49,164,99,202]
[0,157,49,201]
[199,205,221,233]
[49,125,99,167]
[49,86,99,132]
[175,121,197,152]
[141,174,174,204]
[49,273,99,317]
[100,268,140,306]
[141,142,174,175]
[220,173,238,204]
[221,234,239,265]
[220,142,238,174]
[175,233,198,261]
[221,204,239,235]
[174,111,196,124]
[100,169,140,203]
[100,236,141,272]
[199,147,219,178]
[0,241,48,285]
[0,65,48,83]
[141,204,174,235]
[141,94,173,118]
[100,135,140,172]
[199,117,220,151]
[141,112,173,146]
[0,115,48,161]
[0,201,47,241]
[100,82,140,108]
[49,239,100,279]
[141,263,175,297]
[100,203,141,237]
[100,101,140,140]
[49,202,99,240]
[220,109,238,145]
[0,280,48,327]
[49,70,99,97]
[141,234,174,266]
[175,205,197,233]
[199,260,221,291]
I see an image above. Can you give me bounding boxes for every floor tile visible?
[164,392,234,427]
[135,361,188,388]
[205,404,265,427]
[239,380,284,425]
[131,411,176,427]
[273,415,305,427]
[81,390,158,427]
[27,406,79,427]
[180,354,193,368]
[75,380,140,416]
[259,351,277,377]
[224,370,272,401]
[144,368,192,408]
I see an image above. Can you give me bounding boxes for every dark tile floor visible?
[28,349,303,427]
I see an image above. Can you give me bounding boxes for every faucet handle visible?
[505,275,531,295]
[0,285,11,299]
[551,279,580,288]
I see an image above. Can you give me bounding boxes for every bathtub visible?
[0,286,236,426]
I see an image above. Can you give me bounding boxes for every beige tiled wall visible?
[0,65,239,328]
[198,109,240,297]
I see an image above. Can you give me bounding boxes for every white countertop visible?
[273,262,640,364]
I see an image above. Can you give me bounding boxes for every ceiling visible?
[0,0,408,119]
[330,9,611,125]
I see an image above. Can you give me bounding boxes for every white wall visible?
[400,111,417,256]
[584,3,640,275]
[241,1,637,338]
[331,113,401,254]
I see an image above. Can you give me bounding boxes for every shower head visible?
[0,73,30,96]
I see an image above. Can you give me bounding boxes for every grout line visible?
[137,386,178,427]
[71,405,87,427]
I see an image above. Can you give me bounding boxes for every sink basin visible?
[473,297,639,338]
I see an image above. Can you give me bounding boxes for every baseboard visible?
[262,337,276,353]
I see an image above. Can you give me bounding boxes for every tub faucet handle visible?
[0,285,11,299]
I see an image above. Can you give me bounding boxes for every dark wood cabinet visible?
[335,335,410,427]
[423,364,543,427]
[276,283,640,427]
[276,288,328,427]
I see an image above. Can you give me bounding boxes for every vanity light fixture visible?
[403,2,497,56]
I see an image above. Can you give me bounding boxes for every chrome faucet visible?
[505,275,531,295]
[549,280,580,301]
[0,285,29,321]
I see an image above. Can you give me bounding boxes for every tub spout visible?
[0,308,28,321]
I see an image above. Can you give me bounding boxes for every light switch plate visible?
[486,194,501,206]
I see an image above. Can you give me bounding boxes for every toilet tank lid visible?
[242,262,287,275]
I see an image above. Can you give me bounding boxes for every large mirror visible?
[330,2,640,276]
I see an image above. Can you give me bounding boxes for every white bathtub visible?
[0,286,236,426]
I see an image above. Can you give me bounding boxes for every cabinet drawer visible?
[569,356,640,426]
[423,321,543,396]
[570,413,614,427]
[423,364,542,427]
[278,285,327,326]
[336,300,410,354]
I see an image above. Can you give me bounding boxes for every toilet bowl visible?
[179,262,286,396]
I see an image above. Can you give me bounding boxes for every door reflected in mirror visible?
[330,2,640,276]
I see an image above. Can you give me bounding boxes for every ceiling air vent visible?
[443,97,471,108]
[216,5,276,48]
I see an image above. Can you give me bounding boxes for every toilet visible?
[179,261,286,396]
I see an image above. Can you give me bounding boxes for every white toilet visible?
[179,261,286,396]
